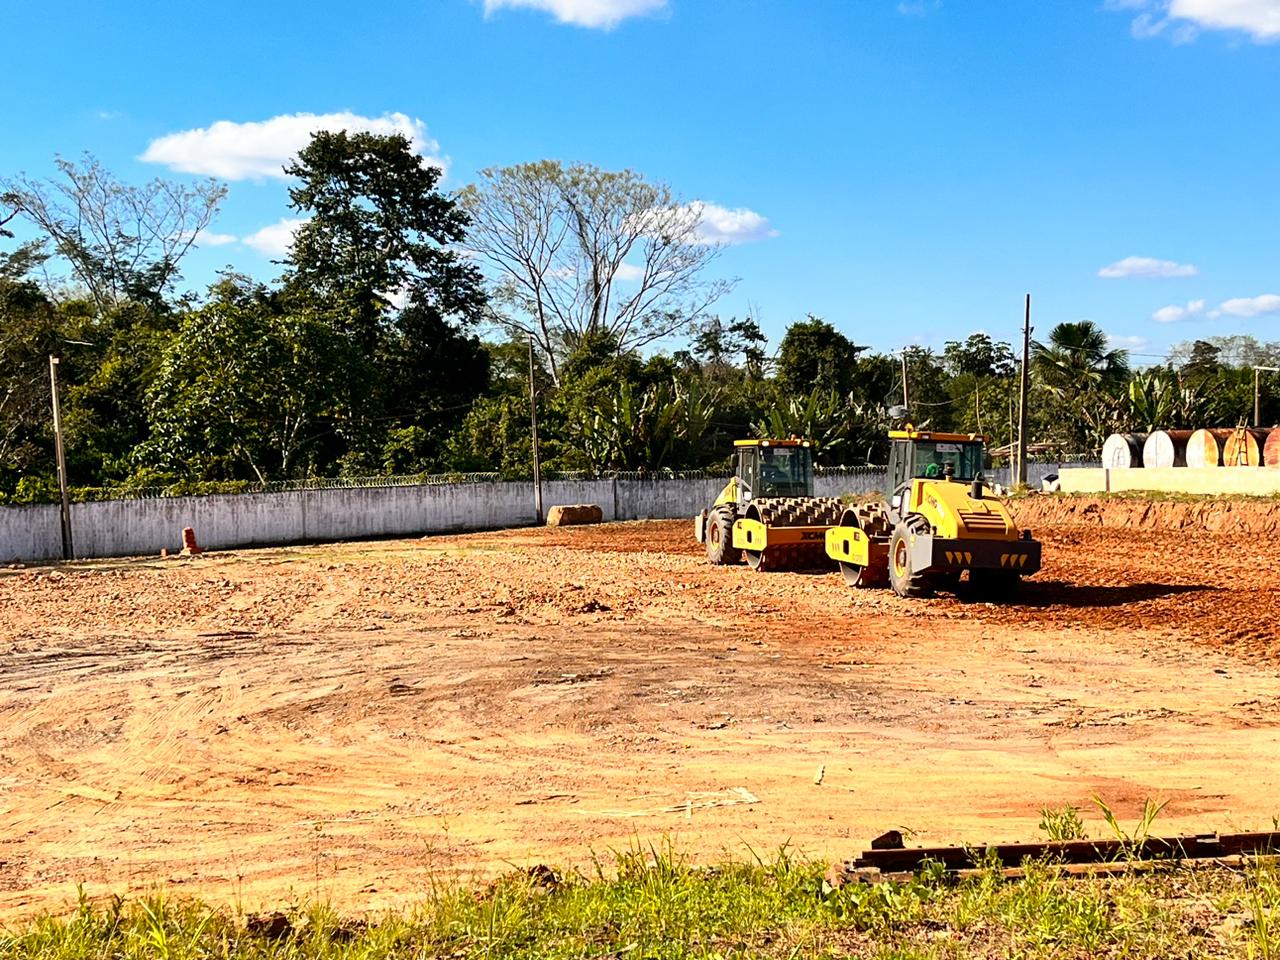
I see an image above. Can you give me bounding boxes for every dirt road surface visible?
[3,500,1279,919]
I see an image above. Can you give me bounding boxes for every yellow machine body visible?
[732,517,829,551]
[713,477,740,508]
[824,524,889,569]
[903,476,1019,542]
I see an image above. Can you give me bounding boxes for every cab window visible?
[913,441,983,481]
[756,446,813,497]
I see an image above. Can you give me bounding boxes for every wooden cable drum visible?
[1224,427,1267,467]
[1141,429,1193,468]
[1101,433,1145,468]
[1186,428,1233,468]
[1265,429,1280,468]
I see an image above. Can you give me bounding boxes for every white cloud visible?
[1170,0,1280,39]
[241,218,308,257]
[141,112,442,181]
[1097,255,1198,279]
[194,230,237,248]
[1109,0,1280,42]
[1152,298,1206,322]
[481,0,666,29]
[1213,293,1280,318]
[677,201,778,246]
[614,262,645,281]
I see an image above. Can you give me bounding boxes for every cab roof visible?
[889,426,987,443]
[733,438,812,447]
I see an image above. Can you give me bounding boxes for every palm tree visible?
[1032,321,1130,398]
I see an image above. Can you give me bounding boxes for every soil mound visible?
[1011,494,1280,536]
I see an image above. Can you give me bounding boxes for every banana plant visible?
[1126,370,1209,431]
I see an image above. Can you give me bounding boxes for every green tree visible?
[943,333,1016,378]
[753,387,887,465]
[444,395,537,476]
[442,339,562,477]
[900,345,951,427]
[1177,340,1223,385]
[280,131,491,474]
[59,297,180,484]
[571,377,718,471]
[1032,321,1130,397]
[846,352,899,409]
[284,131,487,352]
[1171,334,1280,370]
[0,203,18,240]
[374,292,490,473]
[946,372,1016,448]
[0,272,62,494]
[138,280,353,482]
[0,240,46,282]
[1123,368,1210,431]
[688,315,768,380]
[775,316,865,397]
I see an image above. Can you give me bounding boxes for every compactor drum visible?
[825,427,1042,599]
[827,502,892,587]
[694,439,840,572]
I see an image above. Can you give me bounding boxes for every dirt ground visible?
[2,498,1280,920]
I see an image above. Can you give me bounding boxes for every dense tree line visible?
[1,135,1277,501]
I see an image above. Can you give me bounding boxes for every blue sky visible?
[3,0,1279,362]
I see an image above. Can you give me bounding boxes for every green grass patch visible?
[7,844,1280,959]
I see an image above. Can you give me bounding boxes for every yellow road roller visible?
[693,438,842,571]
[824,427,1041,597]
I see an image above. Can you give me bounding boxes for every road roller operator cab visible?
[886,429,986,513]
[728,438,816,506]
[887,429,985,490]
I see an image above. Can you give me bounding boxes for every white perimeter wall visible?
[0,463,1074,564]
[0,476,842,563]
[1059,465,1280,496]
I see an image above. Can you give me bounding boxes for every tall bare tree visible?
[460,161,733,382]
[2,154,226,313]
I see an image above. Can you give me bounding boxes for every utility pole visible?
[1255,366,1280,427]
[1016,294,1032,488]
[528,337,543,525]
[48,356,74,560]
[900,351,910,409]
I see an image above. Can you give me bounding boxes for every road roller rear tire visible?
[888,520,934,598]
[705,507,741,565]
